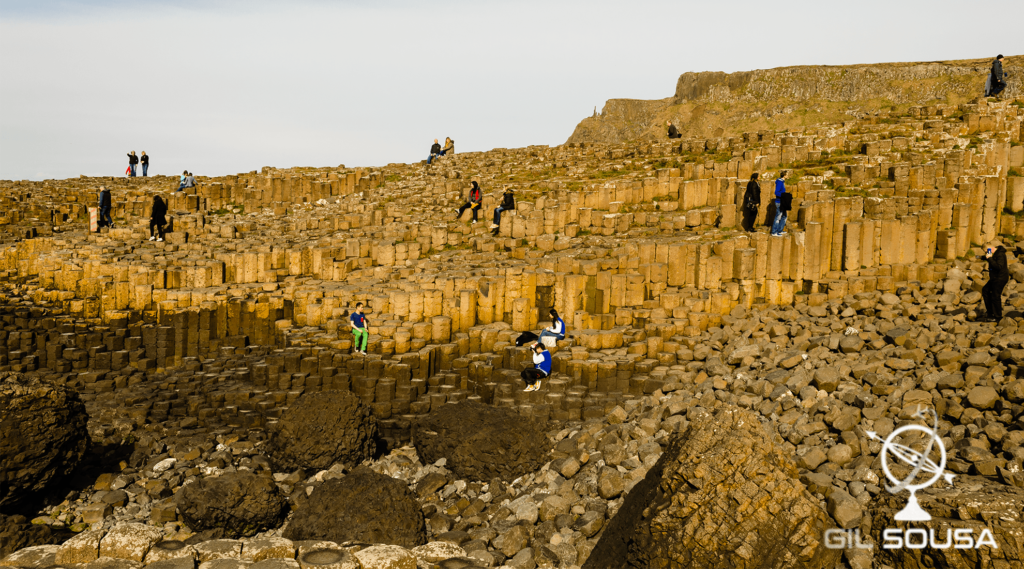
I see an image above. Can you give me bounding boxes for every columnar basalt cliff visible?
[568,56,1023,144]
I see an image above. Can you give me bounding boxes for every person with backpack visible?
[456,181,483,223]
[350,302,369,355]
[539,308,566,345]
[771,174,793,236]
[98,186,113,228]
[127,151,138,177]
[492,187,515,229]
[140,152,150,177]
[149,195,167,242]
[741,173,761,232]
[427,139,442,164]
[521,342,551,392]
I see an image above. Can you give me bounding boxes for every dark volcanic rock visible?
[412,400,548,482]
[0,514,55,558]
[0,373,89,513]
[283,466,425,548]
[265,390,379,472]
[176,471,288,538]
[586,405,840,569]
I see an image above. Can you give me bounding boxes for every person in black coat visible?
[427,139,442,164]
[981,244,1009,321]
[140,152,149,177]
[149,195,168,241]
[741,173,761,232]
[127,151,138,177]
[989,55,1007,97]
[98,186,113,228]
[667,121,681,139]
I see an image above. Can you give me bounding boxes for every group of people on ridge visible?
[740,171,792,236]
[427,137,455,164]
[126,151,149,177]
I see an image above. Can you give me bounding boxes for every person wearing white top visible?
[539,308,565,344]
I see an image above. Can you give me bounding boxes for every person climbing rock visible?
[667,121,681,139]
[981,243,1008,321]
[456,181,482,223]
[350,302,369,355]
[521,343,551,392]
[149,194,167,242]
[98,186,113,228]
[770,171,790,236]
[741,173,761,232]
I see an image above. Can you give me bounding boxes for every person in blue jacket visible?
[539,309,565,344]
[521,343,551,392]
[771,171,788,236]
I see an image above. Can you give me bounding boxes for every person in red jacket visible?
[456,181,483,223]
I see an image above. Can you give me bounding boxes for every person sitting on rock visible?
[521,343,551,392]
[981,242,1008,322]
[427,139,442,164]
[456,181,483,223]
[350,302,369,355]
[149,195,167,242]
[492,187,515,230]
[441,137,455,157]
[667,121,681,139]
[539,309,565,345]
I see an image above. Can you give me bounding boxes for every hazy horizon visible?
[1,0,1020,181]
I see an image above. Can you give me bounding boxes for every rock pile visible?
[175,471,287,539]
[264,390,380,472]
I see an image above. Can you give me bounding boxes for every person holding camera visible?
[981,243,1008,322]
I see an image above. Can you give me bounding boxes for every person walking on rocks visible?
[149,195,167,242]
[981,242,1008,321]
[741,173,761,232]
[427,139,442,164]
[98,186,113,228]
[770,171,790,236]
[441,137,455,157]
[350,302,369,355]
[667,121,681,139]
[140,152,149,177]
[456,181,482,223]
[521,343,551,392]
[492,187,515,230]
[987,55,1008,98]
[127,151,138,177]
[539,309,565,346]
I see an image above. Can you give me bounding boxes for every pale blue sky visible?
[0,0,1020,180]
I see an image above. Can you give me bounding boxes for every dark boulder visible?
[0,373,89,513]
[265,390,379,472]
[176,471,287,538]
[412,400,548,482]
[283,466,425,548]
[0,514,55,558]
[585,405,840,569]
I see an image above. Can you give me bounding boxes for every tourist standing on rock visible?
[98,186,113,228]
[770,171,789,236]
[127,151,138,177]
[741,173,761,232]
[140,152,149,177]
[987,55,1008,98]
[521,343,551,392]
[456,181,482,223]
[350,303,369,355]
[539,309,566,345]
[441,137,455,157]
[492,187,515,230]
[149,195,167,242]
[427,139,442,164]
[981,243,1008,321]
[667,121,681,139]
